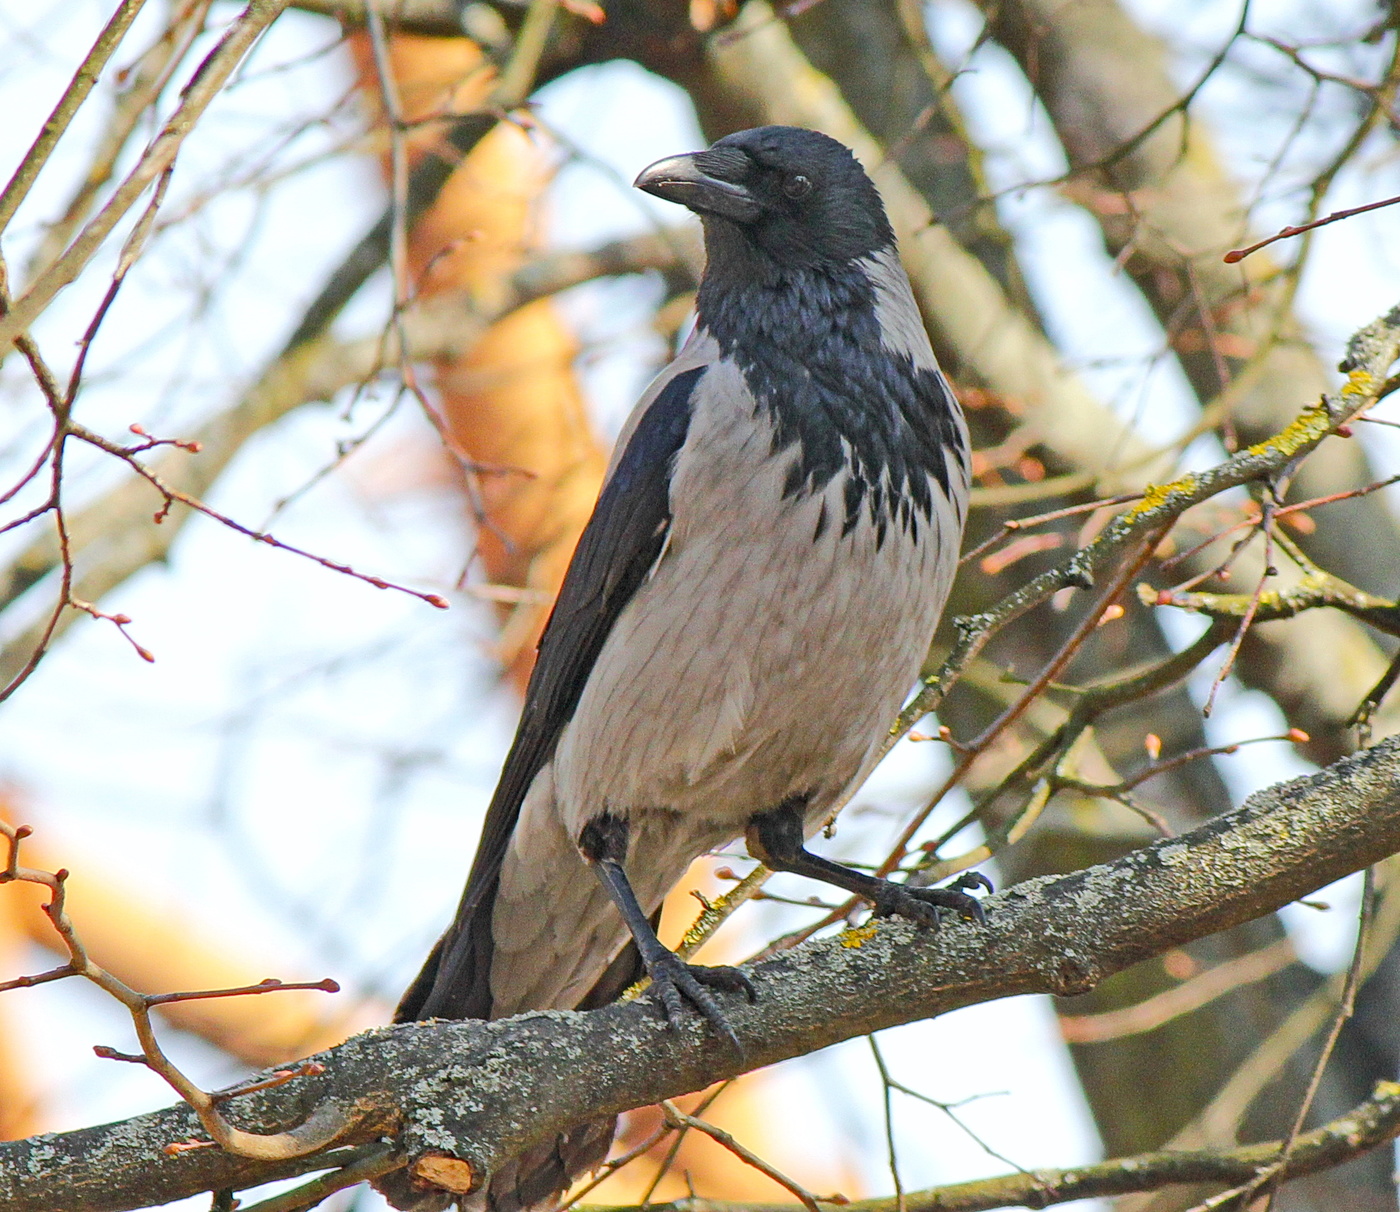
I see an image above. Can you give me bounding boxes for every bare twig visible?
[1254,867,1377,1210]
[1060,938,1298,1044]
[0,0,150,237]
[1225,193,1400,264]
[0,820,355,1161]
[0,0,291,352]
[69,416,451,610]
[868,1037,907,1212]
[24,0,216,279]
[658,1100,838,1212]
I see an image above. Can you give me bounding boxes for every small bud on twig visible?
[94,1045,149,1065]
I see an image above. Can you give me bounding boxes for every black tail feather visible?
[381,901,654,1209]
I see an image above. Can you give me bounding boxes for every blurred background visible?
[0,0,1399,1208]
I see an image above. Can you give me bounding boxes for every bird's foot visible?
[872,870,993,927]
[643,948,756,1051]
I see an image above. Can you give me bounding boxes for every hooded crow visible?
[388,125,985,1211]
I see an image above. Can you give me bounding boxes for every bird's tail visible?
[373,1120,616,1212]
[376,901,647,1211]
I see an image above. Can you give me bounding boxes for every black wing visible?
[397,365,706,1022]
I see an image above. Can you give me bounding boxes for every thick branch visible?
[4,737,1399,1212]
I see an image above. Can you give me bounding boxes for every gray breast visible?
[554,357,963,837]
[488,344,966,1018]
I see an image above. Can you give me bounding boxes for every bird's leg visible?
[579,813,755,1047]
[746,797,991,926]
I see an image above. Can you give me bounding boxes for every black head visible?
[634,126,894,271]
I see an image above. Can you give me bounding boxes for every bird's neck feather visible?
[694,240,967,538]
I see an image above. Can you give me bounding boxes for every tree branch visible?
[703,1,1400,759]
[594,1077,1400,1212]
[4,736,1399,1212]
[0,229,695,685]
[0,0,291,352]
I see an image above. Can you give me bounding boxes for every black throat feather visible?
[696,240,965,545]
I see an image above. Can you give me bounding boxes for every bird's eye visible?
[783,173,812,200]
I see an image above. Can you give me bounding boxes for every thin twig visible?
[1225,192,1400,263]
[1255,866,1377,1211]
[0,821,354,1161]
[0,0,291,351]
[658,1101,837,1212]
[0,0,150,236]
[66,421,451,609]
[868,1038,907,1212]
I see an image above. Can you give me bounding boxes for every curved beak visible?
[634,152,761,223]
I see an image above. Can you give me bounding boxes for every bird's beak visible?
[634,152,761,223]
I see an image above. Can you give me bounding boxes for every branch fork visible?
[0,819,357,1162]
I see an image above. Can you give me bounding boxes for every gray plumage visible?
[384,126,978,1212]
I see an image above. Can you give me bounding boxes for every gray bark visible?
[3,737,1399,1212]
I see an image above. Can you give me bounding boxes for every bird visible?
[384,124,986,1212]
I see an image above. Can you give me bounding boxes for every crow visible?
[385,125,985,1212]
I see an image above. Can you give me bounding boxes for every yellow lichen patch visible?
[839,924,879,948]
[1243,402,1332,460]
[1120,473,1196,524]
[1340,368,1377,398]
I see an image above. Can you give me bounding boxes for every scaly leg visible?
[746,796,991,925]
[579,813,755,1048]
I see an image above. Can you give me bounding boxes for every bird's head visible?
[635,126,893,273]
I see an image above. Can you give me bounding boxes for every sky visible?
[0,0,1395,1208]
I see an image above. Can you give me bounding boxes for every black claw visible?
[948,871,994,896]
[695,963,758,1003]
[941,890,986,925]
[644,951,752,1053]
[871,875,990,927]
